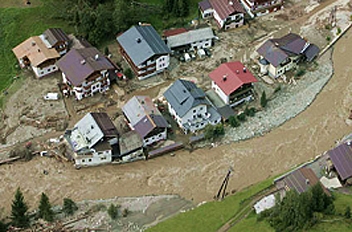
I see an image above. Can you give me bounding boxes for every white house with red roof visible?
[198,0,246,30]
[209,61,257,107]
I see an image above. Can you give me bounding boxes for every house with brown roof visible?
[257,33,320,78]
[122,96,169,147]
[12,36,60,78]
[240,0,284,18]
[57,47,120,100]
[209,61,257,107]
[64,112,119,167]
[274,166,330,200]
[40,28,70,56]
[198,0,246,30]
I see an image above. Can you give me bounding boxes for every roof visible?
[209,0,245,20]
[283,167,320,194]
[119,131,143,156]
[217,105,235,120]
[209,61,257,95]
[328,142,352,181]
[257,33,320,67]
[254,194,276,214]
[43,28,70,47]
[117,25,171,66]
[198,0,212,11]
[57,47,116,86]
[12,36,60,67]
[122,96,168,138]
[91,112,119,137]
[163,79,209,117]
[166,27,215,49]
[163,28,188,37]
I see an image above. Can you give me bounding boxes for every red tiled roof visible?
[209,0,245,20]
[209,61,257,95]
[163,28,188,37]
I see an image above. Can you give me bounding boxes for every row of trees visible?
[260,184,335,231]
[6,188,77,229]
[44,0,190,46]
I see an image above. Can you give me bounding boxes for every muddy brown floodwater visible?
[1,29,352,214]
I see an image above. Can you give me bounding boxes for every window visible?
[193,115,196,119]
[40,72,44,75]
[88,159,92,162]
[193,109,196,113]
[101,157,106,160]
[82,159,85,163]
[145,138,149,143]
[200,107,203,111]
[47,68,51,72]
[159,134,162,137]
[201,123,204,126]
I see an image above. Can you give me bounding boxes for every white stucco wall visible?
[212,81,229,104]
[201,8,214,18]
[156,55,170,71]
[143,129,167,147]
[32,64,58,78]
[74,150,112,167]
[190,39,213,50]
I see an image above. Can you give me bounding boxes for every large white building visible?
[164,79,221,134]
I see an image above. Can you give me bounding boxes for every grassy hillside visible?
[0,3,73,105]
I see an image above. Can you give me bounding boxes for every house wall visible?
[62,71,111,100]
[212,81,230,104]
[213,10,225,28]
[32,63,58,78]
[190,38,213,50]
[156,55,170,71]
[121,148,145,162]
[240,0,283,18]
[224,13,245,30]
[143,128,167,146]
[200,8,214,18]
[268,58,297,78]
[54,41,69,56]
[74,149,112,167]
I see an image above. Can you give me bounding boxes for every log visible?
[0,156,21,165]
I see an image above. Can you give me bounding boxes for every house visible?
[57,47,120,100]
[117,25,171,80]
[274,166,329,200]
[163,79,221,134]
[40,28,70,56]
[240,0,284,18]
[328,142,352,185]
[198,0,246,30]
[209,61,257,107]
[257,33,320,78]
[115,131,144,163]
[122,96,169,147]
[64,112,119,167]
[165,27,215,52]
[12,36,60,78]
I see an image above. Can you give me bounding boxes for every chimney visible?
[94,54,99,60]
[305,179,310,185]
[223,74,227,81]
[243,67,247,73]
[81,60,86,65]
[236,70,240,74]
[229,0,233,5]
[37,49,41,53]
[31,41,36,46]
[136,38,142,43]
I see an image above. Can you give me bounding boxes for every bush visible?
[337,27,342,35]
[260,91,267,108]
[295,69,306,77]
[204,124,224,140]
[63,198,78,216]
[274,84,281,93]
[344,206,351,219]
[125,68,133,80]
[237,113,246,122]
[104,47,110,56]
[108,204,118,220]
[122,208,129,217]
[326,36,331,42]
[228,116,240,127]
[248,107,256,117]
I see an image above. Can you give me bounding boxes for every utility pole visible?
[216,167,233,200]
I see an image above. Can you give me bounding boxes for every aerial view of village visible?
[1,0,352,231]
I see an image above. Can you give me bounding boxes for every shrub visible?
[274,84,281,93]
[237,113,246,122]
[108,204,118,220]
[248,107,256,117]
[295,69,306,77]
[228,116,240,127]
[344,206,351,219]
[104,47,110,56]
[204,124,224,140]
[260,91,267,108]
[326,36,331,42]
[122,208,129,217]
[125,68,133,80]
[63,198,78,216]
[337,27,342,35]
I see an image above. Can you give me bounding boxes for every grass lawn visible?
[0,3,73,106]
[147,179,273,232]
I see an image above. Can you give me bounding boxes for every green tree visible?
[0,220,7,231]
[260,91,267,108]
[237,113,246,122]
[108,204,118,219]
[125,68,134,80]
[104,47,110,56]
[214,124,225,136]
[204,124,215,140]
[180,0,189,17]
[11,188,30,228]
[63,198,78,216]
[228,116,240,127]
[345,206,351,219]
[38,193,54,222]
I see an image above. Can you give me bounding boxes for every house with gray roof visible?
[164,79,221,134]
[57,47,121,100]
[40,28,70,56]
[117,25,171,80]
[165,27,215,52]
[115,130,144,163]
[64,112,119,167]
[122,96,169,147]
[257,33,320,78]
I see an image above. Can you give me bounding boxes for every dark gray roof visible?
[198,0,212,11]
[134,114,168,138]
[283,167,320,194]
[57,47,116,86]
[329,143,352,181]
[91,112,119,138]
[117,25,171,66]
[257,40,289,67]
[217,105,235,120]
[304,44,320,62]
[119,131,143,156]
[163,79,209,117]
[43,28,69,46]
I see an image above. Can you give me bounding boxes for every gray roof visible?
[119,131,143,156]
[166,27,215,49]
[122,96,168,138]
[43,28,69,47]
[163,79,209,117]
[57,47,116,86]
[329,143,352,181]
[198,0,212,11]
[117,25,171,66]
